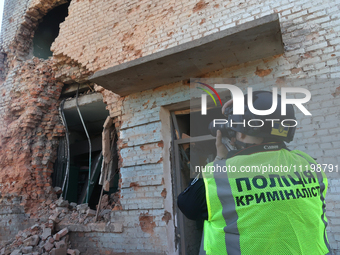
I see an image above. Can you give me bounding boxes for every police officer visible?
[178,91,331,255]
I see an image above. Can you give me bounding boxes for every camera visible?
[208,106,236,140]
[208,120,236,140]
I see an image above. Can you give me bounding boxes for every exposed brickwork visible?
[0,2,71,244]
[0,58,63,213]
[52,54,93,84]
[1,0,67,66]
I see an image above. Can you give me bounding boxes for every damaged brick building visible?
[0,0,340,254]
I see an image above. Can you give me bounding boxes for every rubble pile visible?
[0,222,78,255]
[1,193,120,255]
[34,193,119,225]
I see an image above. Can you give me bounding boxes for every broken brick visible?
[21,246,33,253]
[41,228,52,241]
[55,240,66,249]
[44,241,54,252]
[54,228,68,241]
[23,235,40,246]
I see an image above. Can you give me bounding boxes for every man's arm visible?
[177,128,232,221]
[177,178,208,221]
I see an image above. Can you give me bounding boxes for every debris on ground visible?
[0,193,120,255]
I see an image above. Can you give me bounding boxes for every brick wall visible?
[0,195,36,247]
[91,82,191,254]
[1,0,340,254]
[68,231,167,255]
[0,0,30,49]
[50,0,340,75]
[0,58,64,201]
[0,58,64,243]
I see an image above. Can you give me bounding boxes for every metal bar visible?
[171,112,181,139]
[95,160,105,222]
[78,153,102,204]
[170,114,186,255]
[87,153,103,199]
[175,135,215,145]
[76,84,92,203]
[174,142,186,255]
[59,99,70,199]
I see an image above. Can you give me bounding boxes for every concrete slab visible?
[63,92,103,109]
[61,83,92,96]
[62,93,109,133]
[89,14,284,96]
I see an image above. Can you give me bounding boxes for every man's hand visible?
[222,99,233,115]
[216,130,229,159]
[216,99,236,158]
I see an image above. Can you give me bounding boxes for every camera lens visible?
[209,121,236,139]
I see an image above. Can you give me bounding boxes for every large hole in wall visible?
[53,92,119,210]
[32,1,70,59]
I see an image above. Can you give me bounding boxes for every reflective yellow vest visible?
[202,149,330,255]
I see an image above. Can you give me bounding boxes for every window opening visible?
[32,1,70,59]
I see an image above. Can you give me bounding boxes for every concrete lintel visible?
[62,92,109,133]
[89,13,284,96]
[63,92,104,110]
[61,83,92,96]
